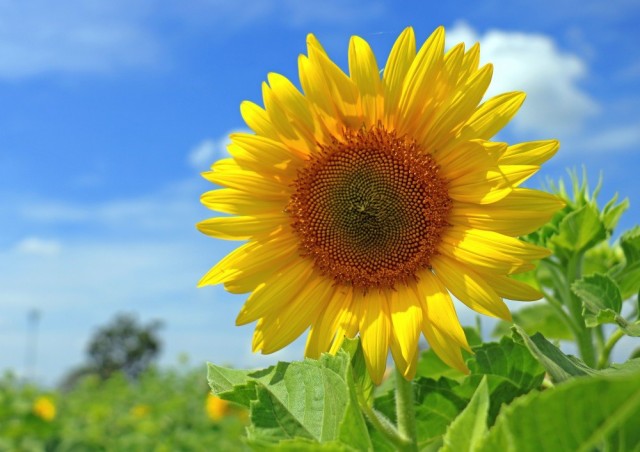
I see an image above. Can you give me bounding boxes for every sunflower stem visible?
[394,367,418,452]
[597,328,625,369]
[357,392,410,450]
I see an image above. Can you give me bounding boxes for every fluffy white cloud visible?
[447,22,598,136]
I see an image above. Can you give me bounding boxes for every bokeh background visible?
[2,0,639,385]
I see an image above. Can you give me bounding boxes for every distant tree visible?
[86,314,163,381]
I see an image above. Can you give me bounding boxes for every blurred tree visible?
[87,314,163,380]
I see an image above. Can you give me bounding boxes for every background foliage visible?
[5,173,639,451]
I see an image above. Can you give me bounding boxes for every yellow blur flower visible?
[198,27,563,384]
[33,396,56,421]
[131,404,150,418]
[206,393,230,421]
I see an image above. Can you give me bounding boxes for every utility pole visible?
[26,309,40,382]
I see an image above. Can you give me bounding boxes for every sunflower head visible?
[198,27,563,384]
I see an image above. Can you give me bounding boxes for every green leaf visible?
[610,226,640,300]
[465,337,545,423]
[340,338,374,406]
[441,376,490,452]
[511,325,597,383]
[492,304,573,341]
[478,372,640,452]
[469,338,545,390]
[551,204,606,252]
[512,325,640,381]
[206,351,371,449]
[572,274,640,334]
[573,273,622,314]
[572,273,623,327]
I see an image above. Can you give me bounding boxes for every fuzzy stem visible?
[394,367,418,452]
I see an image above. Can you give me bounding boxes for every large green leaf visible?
[479,373,640,452]
[440,377,489,452]
[492,304,573,341]
[207,350,371,449]
[550,204,607,253]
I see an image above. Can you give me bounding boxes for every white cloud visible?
[447,22,598,136]
[187,129,249,169]
[14,237,62,256]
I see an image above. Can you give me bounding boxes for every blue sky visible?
[2,0,639,385]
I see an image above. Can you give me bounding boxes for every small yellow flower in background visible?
[206,393,230,421]
[33,396,56,421]
[198,26,563,384]
[131,404,150,418]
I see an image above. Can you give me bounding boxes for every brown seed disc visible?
[287,126,451,290]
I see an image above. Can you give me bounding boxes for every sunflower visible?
[198,27,563,384]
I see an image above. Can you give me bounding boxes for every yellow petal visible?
[389,331,419,381]
[388,284,422,376]
[258,273,334,354]
[305,34,362,129]
[330,288,361,354]
[267,72,318,145]
[441,226,550,273]
[398,27,445,131]
[448,164,539,193]
[447,179,512,205]
[359,290,391,385]
[416,269,471,352]
[203,159,290,198]
[422,64,493,150]
[382,27,416,124]
[500,139,560,165]
[422,319,469,374]
[240,101,279,140]
[228,133,303,176]
[196,214,286,240]
[449,189,565,236]
[459,91,526,141]
[349,35,383,124]
[436,140,495,181]
[458,43,480,84]
[305,285,353,359]
[200,188,286,215]
[236,259,315,326]
[474,269,544,301]
[432,254,512,320]
[198,232,297,287]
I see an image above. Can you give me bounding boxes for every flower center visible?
[287,127,451,289]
